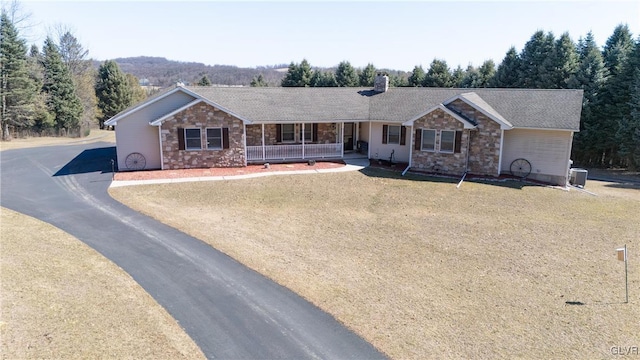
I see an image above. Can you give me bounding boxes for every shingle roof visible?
[181,86,583,130]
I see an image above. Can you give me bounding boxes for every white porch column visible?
[340,122,344,158]
[261,123,266,161]
[301,123,305,159]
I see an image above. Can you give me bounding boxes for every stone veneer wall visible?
[245,123,337,146]
[161,102,245,169]
[411,108,468,175]
[446,99,501,176]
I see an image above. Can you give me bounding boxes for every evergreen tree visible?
[423,59,452,87]
[572,32,608,164]
[477,60,496,87]
[250,74,268,87]
[281,59,312,87]
[518,30,556,88]
[389,73,408,87]
[0,11,36,139]
[491,47,521,87]
[591,24,635,166]
[197,75,211,86]
[407,65,425,87]
[57,31,97,134]
[451,66,465,87]
[26,44,54,131]
[359,63,376,87]
[551,33,580,88]
[42,37,82,133]
[460,65,480,88]
[615,37,640,167]
[95,60,132,128]
[335,61,359,87]
[310,70,338,87]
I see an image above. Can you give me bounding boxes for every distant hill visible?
[94,56,409,88]
[93,56,289,87]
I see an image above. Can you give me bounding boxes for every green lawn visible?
[110,168,640,359]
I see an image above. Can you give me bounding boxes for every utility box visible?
[570,168,588,187]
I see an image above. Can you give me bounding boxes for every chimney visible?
[374,73,389,92]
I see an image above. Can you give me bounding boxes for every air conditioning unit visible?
[570,168,588,187]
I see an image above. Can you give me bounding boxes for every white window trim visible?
[420,129,436,152]
[281,124,295,143]
[387,125,401,145]
[300,124,312,142]
[439,130,455,153]
[206,127,223,150]
[184,127,202,151]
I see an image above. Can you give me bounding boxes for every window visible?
[206,128,222,149]
[281,124,295,142]
[440,130,455,153]
[301,124,312,142]
[421,129,436,151]
[387,125,401,144]
[185,128,202,150]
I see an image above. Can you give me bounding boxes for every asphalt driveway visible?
[0,142,386,359]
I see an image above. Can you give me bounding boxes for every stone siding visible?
[447,99,501,176]
[161,102,245,169]
[411,108,468,175]
[246,124,262,146]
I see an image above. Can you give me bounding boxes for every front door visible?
[343,122,354,151]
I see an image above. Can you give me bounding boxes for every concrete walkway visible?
[110,158,370,188]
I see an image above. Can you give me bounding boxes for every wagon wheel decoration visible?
[125,152,146,170]
[510,158,532,179]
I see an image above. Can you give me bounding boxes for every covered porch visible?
[245,122,367,162]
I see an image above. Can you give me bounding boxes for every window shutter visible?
[400,126,406,145]
[276,124,282,142]
[454,130,462,153]
[382,125,388,144]
[312,123,318,142]
[414,129,421,150]
[222,128,230,149]
[178,127,185,150]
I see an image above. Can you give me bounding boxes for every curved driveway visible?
[0,142,386,359]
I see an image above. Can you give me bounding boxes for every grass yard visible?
[1,207,204,358]
[110,168,639,359]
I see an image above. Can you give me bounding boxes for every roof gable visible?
[402,104,477,129]
[443,92,513,129]
[104,86,197,126]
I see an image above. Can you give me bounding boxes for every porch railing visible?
[247,143,342,161]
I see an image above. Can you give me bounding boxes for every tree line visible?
[274,25,639,169]
[0,11,145,140]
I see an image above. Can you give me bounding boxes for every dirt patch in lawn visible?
[0,207,204,359]
[0,129,115,151]
[109,169,639,359]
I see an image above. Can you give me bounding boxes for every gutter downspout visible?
[497,128,505,176]
[402,125,413,176]
[243,122,248,166]
[367,121,372,159]
[465,129,472,173]
[564,132,575,186]
[157,124,164,170]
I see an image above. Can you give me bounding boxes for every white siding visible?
[369,122,410,163]
[359,121,370,142]
[501,129,574,184]
[114,91,196,170]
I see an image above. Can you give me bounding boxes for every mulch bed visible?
[114,161,346,181]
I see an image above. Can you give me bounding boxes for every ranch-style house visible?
[105,75,583,186]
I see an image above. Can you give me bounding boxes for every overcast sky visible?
[21,0,640,71]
